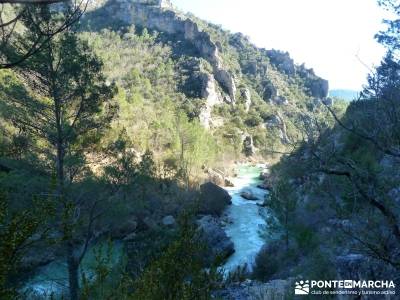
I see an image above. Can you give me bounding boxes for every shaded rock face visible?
[215,69,237,103]
[199,73,223,128]
[200,73,220,105]
[263,82,278,100]
[199,181,232,216]
[197,215,234,266]
[267,50,295,75]
[102,0,237,107]
[309,78,329,99]
[266,113,290,144]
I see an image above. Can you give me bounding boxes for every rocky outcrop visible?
[262,82,278,100]
[199,181,232,215]
[266,50,295,75]
[270,96,289,106]
[309,77,329,99]
[100,0,237,108]
[199,73,223,128]
[241,88,252,112]
[266,113,290,144]
[206,168,236,187]
[197,215,234,265]
[243,135,256,157]
[215,69,237,103]
[133,0,172,8]
[200,73,221,106]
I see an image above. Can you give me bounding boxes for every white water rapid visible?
[222,164,269,274]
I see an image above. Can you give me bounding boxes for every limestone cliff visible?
[100,0,237,108]
[83,0,331,153]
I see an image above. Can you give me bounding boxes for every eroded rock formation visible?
[101,0,237,108]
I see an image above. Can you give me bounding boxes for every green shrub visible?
[131,217,223,300]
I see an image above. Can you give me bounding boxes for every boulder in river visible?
[199,182,232,216]
[197,215,234,265]
[240,189,259,201]
[257,181,272,191]
[259,170,270,180]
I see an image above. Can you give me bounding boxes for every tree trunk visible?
[67,242,79,300]
[56,140,64,195]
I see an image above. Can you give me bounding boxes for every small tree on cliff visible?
[0,7,116,299]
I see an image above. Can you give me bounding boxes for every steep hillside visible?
[3,0,400,299]
[81,0,336,161]
[255,55,400,286]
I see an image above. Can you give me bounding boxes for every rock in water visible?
[257,182,272,191]
[197,215,234,265]
[199,182,232,215]
[259,171,270,180]
[240,189,259,201]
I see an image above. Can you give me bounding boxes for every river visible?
[23,242,123,298]
[24,165,269,297]
[222,164,269,274]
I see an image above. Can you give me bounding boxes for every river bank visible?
[23,163,273,298]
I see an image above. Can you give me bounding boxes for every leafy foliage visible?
[131,216,222,300]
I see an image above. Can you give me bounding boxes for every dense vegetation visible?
[1,0,399,299]
[253,0,400,292]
